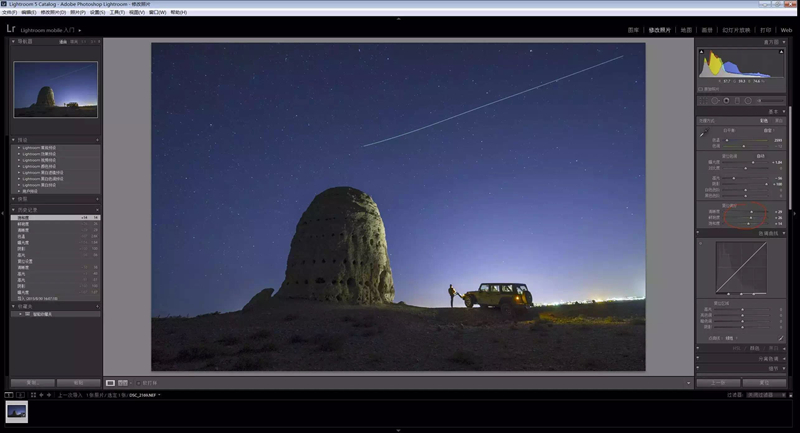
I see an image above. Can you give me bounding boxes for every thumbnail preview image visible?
[14,61,98,118]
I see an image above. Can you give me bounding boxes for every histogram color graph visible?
[716,242,768,295]
[698,49,783,79]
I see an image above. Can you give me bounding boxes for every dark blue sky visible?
[14,62,98,107]
[152,43,645,317]
[7,405,26,416]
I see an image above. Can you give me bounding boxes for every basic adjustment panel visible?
[694,37,789,390]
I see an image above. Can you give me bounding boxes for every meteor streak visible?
[49,64,95,82]
[362,55,625,148]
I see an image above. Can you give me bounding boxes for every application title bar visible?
[0,1,796,16]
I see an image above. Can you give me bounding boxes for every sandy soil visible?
[152,299,645,372]
[15,106,97,118]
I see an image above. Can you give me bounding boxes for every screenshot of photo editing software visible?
[1,1,796,429]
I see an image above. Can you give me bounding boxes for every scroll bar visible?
[790,106,792,211]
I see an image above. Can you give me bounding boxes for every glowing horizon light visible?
[536,295,645,307]
[63,101,97,107]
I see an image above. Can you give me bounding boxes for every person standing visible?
[448,284,456,308]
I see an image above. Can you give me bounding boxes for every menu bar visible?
[0,1,797,17]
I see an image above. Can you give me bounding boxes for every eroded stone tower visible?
[276,187,395,304]
[35,86,56,107]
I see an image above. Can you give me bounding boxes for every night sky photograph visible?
[14,62,98,108]
[7,405,26,418]
[151,43,646,318]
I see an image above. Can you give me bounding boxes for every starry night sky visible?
[151,43,645,317]
[14,62,98,107]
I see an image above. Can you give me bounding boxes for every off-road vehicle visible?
[462,283,533,313]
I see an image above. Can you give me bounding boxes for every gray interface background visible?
[101,38,694,385]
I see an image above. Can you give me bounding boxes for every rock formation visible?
[243,288,275,312]
[35,86,56,107]
[275,187,394,304]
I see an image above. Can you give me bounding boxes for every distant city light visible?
[534,296,645,307]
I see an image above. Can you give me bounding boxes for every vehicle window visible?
[479,284,489,292]
[514,286,523,294]
[501,285,512,293]
[519,285,528,292]
[489,285,499,292]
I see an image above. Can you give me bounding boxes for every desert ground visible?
[152,299,645,372]
[15,106,97,118]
